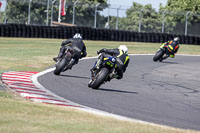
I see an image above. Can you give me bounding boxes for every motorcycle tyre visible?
[153,49,164,62]
[54,57,69,75]
[90,67,109,89]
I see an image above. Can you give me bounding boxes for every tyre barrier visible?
[0,23,200,45]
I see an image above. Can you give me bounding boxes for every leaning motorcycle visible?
[153,47,165,62]
[88,53,117,89]
[54,47,75,75]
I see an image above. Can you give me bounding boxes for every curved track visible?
[38,55,200,130]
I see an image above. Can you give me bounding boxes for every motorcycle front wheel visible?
[153,49,164,62]
[89,67,109,89]
[54,57,69,75]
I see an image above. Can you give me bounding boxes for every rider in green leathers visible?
[159,37,180,61]
[91,45,130,80]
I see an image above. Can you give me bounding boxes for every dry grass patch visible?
[0,91,199,133]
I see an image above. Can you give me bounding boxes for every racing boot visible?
[90,62,100,78]
[53,57,59,62]
[159,55,169,62]
[53,52,63,62]
[90,67,96,78]
[162,55,169,61]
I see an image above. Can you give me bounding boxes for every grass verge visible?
[0,90,199,133]
[0,37,200,72]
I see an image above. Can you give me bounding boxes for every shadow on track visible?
[59,74,90,80]
[154,61,180,64]
[98,88,138,94]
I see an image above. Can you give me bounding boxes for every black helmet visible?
[73,33,82,39]
[173,37,180,43]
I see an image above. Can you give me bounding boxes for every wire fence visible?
[0,0,200,36]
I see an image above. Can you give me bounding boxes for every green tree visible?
[6,0,107,26]
[160,0,200,35]
[165,0,200,13]
[114,2,161,32]
[6,0,47,25]
[60,0,107,27]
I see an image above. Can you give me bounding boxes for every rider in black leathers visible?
[91,45,129,80]
[53,33,87,66]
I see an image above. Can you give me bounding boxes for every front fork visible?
[95,53,103,69]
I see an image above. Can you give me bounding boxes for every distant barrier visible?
[0,24,200,44]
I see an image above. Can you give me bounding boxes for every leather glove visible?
[61,41,65,46]
[97,50,101,55]
[97,48,105,54]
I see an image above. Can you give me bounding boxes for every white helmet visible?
[173,37,180,43]
[73,33,82,39]
[118,45,128,53]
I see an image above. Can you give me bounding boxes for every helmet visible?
[118,45,128,53]
[173,37,180,43]
[73,33,82,39]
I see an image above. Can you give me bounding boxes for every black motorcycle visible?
[54,47,75,75]
[88,53,117,89]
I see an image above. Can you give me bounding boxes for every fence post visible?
[58,0,61,22]
[3,0,7,23]
[138,8,143,32]
[28,0,32,24]
[162,10,167,33]
[106,5,110,29]
[116,5,121,30]
[94,3,100,28]
[185,11,190,35]
[46,0,50,25]
[72,0,79,25]
[51,0,56,26]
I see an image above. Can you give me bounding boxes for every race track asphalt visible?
[38,55,200,130]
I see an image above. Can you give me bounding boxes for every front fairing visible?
[102,56,117,69]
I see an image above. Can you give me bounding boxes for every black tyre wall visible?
[0,24,200,45]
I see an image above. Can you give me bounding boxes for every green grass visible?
[0,37,200,133]
[0,90,199,133]
[0,37,200,72]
